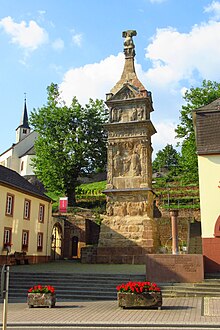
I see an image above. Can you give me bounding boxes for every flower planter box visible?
[27,293,56,308]
[118,292,162,309]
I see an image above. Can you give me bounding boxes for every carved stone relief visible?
[119,88,135,100]
[110,106,146,123]
[130,150,141,176]
[113,150,124,177]
[112,142,142,177]
[108,129,148,138]
[106,201,148,217]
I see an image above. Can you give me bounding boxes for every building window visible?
[39,204,45,223]
[21,161,24,171]
[23,129,27,134]
[23,199,31,220]
[37,232,43,251]
[22,230,29,251]
[3,228,12,249]
[5,193,14,216]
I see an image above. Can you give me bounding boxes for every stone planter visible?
[27,293,56,308]
[118,291,162,309]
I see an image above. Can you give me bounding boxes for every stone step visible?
[161,287,220,294]
[162,291,220,297]
[7,271,220,302]
[7,293,114,300]
[9,287,117,294]
[10,272,144,279]
[7,272,145,302]
[205,273,220,279]
[9,279,136,285]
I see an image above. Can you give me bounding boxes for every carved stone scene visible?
[97,30,159,264]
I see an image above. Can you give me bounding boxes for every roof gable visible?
[0,165,50,201]
[195,98,220,112]
[108,83,142,102]
[194,98,220,154]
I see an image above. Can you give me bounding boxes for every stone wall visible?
[81,208,200,263]
[158,208,200,221]
[81,246,97,264]
[156,217,189,252]
[53,213,100,260]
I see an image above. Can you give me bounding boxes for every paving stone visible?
[203,297,220,316]
[0,297,220,327]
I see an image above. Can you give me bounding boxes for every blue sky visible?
[1,0,220,157]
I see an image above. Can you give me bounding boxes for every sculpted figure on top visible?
[122,30,137,58]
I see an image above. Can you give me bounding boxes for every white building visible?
[193,98,220,273]
[0,98,37,178]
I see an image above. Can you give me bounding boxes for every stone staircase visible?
[6,272,145,303]
[160,280,220,297]
[4,272,220,303]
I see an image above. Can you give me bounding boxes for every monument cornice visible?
[106,96,153,111]
[104,119,154,129]
[104,120,156,136]
[103,187,153,195]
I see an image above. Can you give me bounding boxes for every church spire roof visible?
[110,30,146,95]
[17,95,30,130]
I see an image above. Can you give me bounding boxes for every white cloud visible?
[204,1,220,20]
[152,121,178,156]
[59,53,124,105]
[72,32,82,47]
[0,16,48,51]
[38,10,46,16]
[52,38,64,51]
[145,21,220,89]
[180,87,188,97]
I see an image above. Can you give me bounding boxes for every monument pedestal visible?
[97,189,159,264]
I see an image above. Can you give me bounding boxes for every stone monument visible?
[97,30,159,264]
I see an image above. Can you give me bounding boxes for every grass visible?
[76,181,106,197]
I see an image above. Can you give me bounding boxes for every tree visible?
[153,144,180,174]
[175,80,220,184]
[30,83,108,206]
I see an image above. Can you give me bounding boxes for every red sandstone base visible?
[202,237,220,273]
[146,254,204,283]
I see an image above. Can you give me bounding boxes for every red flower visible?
[28,285,55,294]
[116,281,161,293]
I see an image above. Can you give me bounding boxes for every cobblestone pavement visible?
[0,297,220,328]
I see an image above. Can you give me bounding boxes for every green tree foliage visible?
[176,80,220,184]
[153,144,180,174]
[179,133,198,183]
[30,83,108,206]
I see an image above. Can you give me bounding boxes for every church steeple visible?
[16,95,31,143]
